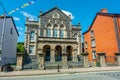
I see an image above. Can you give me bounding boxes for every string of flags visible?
[1,0,38,16]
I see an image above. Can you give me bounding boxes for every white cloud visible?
[13,17,20,21]
[62,10,74,19]
[17,26,23,31]
[16,26,24,36]
[20,11,37,21]
[19,32,23,36]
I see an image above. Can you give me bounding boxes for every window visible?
[85,42,88,49]
[53,24,58,38]
[91,39,96,47]
[10,28,13,34]
[29,45,34,55]
[46,24,52,37]
[60,25,65,38]
[92,50,97,59]
[46,29,51,37]
[60,30,64,38]
[74,34,77,39]
[30,31,35,41]
[53,29,58,37]
[90,30,94,37]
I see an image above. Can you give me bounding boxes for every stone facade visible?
[24,7,82,69]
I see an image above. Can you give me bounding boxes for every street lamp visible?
[0,1,7,59]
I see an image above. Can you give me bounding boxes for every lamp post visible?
[0,1,7,59]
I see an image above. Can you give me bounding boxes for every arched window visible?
[46,24,51,37]
[60,25,65,38]
[74,34,77,39]
[30,31,35,41]
[53,24,58,38]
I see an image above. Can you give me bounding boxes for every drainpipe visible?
[113,17,120,52]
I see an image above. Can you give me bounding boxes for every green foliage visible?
[17,42,24,53]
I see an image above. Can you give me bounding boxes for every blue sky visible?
[0,0,120,42]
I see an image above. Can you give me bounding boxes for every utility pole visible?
[0,1,7,59]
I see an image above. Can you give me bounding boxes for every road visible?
[0,71,120,80]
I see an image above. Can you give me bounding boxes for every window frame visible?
[92,50,97,59]
[91,39,96,48]
[60,30,64,38]
[90,30,94,37]
[29,45,35,55]
[30,31,35,42]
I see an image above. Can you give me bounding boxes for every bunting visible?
[1,0,38,16]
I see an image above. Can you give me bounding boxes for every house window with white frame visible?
[91,39,96,47]
[29,45,34,55]
[92,50,97,59]
[90,30,94,37]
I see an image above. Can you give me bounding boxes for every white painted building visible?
[0,16,19,66]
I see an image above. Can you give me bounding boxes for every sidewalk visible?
[1,66,120,77]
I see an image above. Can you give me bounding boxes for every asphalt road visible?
[0,71,120,80]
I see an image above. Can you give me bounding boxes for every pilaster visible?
[38,52,45,70]
[50,49,55,63]
[98,53,106,67]
[16,53,24,71]
[115,53,120,66]
[62,49,68,69]
[81,53,89,67]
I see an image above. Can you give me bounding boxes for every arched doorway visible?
[55,45,62,61]
[66,46,73,61]
[43,45,51,61]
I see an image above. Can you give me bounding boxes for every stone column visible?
[38,52,45,70]
[72,49,78,62]
[115,53,120,66]
[0,66,1,72]
[51,29,53,37]
[50,49,55,63]
[62,50,68,69]
[44,29,46,37]
[16,53,24,71]
[81,53,89,67]
[27,32,30,53]
[97,53,106,67]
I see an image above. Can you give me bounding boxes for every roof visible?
[0,16,19,36]
[83,12,120,35]
[72,25,81,30]
[41,7,71,20]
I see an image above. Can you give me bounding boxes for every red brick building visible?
[83,9,120,65]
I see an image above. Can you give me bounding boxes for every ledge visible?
[115,53,120,56]
[97,52,106,56]
[81,53,89,56]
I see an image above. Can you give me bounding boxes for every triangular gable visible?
[41,7,71,20]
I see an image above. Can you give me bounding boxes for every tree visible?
[17,42,24,53]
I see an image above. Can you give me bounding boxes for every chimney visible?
[100,8,108,13]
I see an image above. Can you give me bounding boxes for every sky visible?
[0,0,120,42]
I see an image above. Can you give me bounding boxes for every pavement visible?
[1,66,120,77]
